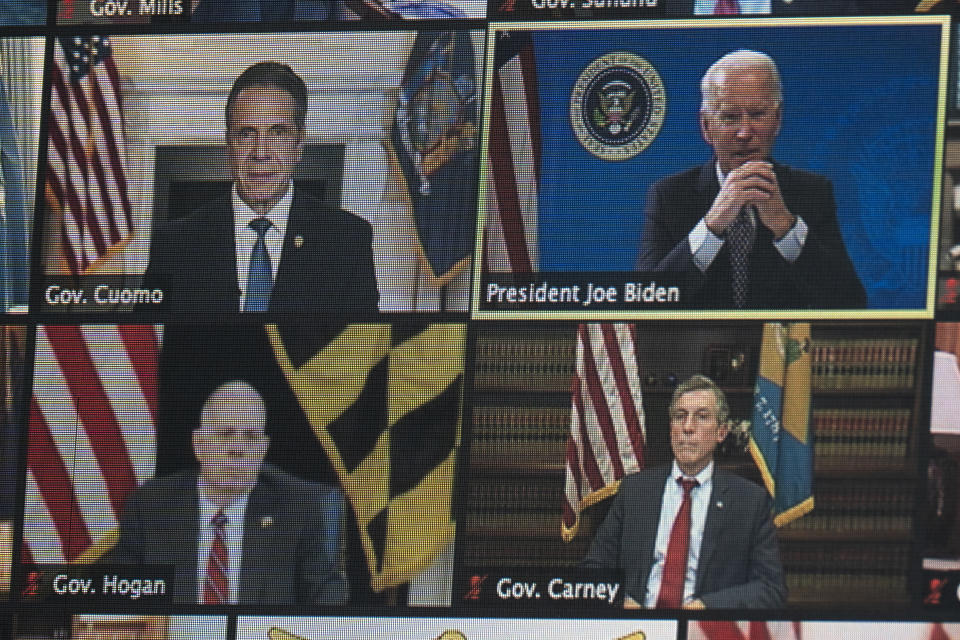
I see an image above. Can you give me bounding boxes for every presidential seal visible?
[570,52,665,161]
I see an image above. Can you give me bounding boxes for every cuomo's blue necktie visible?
[244,217,273,312]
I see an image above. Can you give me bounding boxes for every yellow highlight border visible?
[471,15,949,321]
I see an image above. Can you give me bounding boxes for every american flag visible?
[23,325,159,564]
[46,36,132,275]
[691,622,801,640]
[483,30,540,274]
[562,323,645,541]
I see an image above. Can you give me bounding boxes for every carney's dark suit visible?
[582,466,786,609]
[636,161,865,309]
[142,190,379,314]
[105,464,348,605]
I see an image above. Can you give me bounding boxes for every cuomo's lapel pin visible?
[294,235,304,249]
[260,515,274,528]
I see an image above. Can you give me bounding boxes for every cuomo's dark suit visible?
[142,190,379,314]
[105,464,349,605]
[636,160,865,309]
[582,465,786,609]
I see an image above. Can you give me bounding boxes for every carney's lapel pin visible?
[716,500,723,509]
[294,235,304,249]
[261,516,274,528]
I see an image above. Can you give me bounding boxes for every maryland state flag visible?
[267,323,465,592]
[390,31,478,283]
[749,323,814,527]
[155,323,465,597]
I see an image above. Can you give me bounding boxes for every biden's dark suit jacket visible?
[636,160,865,310]
[105,464,349,605]
[582,465,787,609]
[141,189,379,314]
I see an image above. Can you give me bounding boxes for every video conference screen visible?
[2,0,960,639]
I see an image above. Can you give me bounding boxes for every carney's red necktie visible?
[713,0,740,14]
[656,477,699,608]
[202,509,228,604]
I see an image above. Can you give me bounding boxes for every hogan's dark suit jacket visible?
[636,160,865,309]
[582,465,787,609]
[141,189,379,314]
[104,463,349,605]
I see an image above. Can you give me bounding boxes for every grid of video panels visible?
[0,0,958,639]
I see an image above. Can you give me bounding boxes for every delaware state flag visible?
[750,323,814,527]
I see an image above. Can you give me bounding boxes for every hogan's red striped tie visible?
[202,509,228,604]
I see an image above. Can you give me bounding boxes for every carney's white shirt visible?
[643,460,714,608]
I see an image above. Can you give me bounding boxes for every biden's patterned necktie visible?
[727,207,753,309]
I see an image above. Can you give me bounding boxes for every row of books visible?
[473,336,575,393]
[474,334,576,366]
[782,484,915,533]
[781,544,911,575]
[471,406,570,442]
[470,406,570,463]
[785,573,907,600]
[462,512,560,539]
[810,338,919,391]
[464,487,914,540]
[811,408,913,458]
[460,536,586,568]
[782,545,911,601]
[473,336,919,394]
[468,480,564,515]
